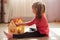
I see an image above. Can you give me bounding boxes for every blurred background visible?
[0,0,60,40]
[0,0,60,23]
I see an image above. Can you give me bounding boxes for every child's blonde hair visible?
[32,2,45,19]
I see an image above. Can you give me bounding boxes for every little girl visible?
[4,2,49,38]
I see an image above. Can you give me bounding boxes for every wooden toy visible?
[8,18,24,34]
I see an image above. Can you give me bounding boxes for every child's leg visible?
[13,31,46,38]
[4,31,46,39]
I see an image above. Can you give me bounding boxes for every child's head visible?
[32,2,45,19]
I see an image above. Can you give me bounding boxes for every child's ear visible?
[41,8,44,13]
[35,8,38,13]
[36,8,37,11]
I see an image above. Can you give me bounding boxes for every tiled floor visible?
[0,23,60,40]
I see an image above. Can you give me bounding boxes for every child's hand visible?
[15,23,20,26]
[15,22,23,26]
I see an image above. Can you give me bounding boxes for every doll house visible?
[8,18,24,34]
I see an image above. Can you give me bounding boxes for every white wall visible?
[46,0,60,22]
[4,0,43,22]
[4,0,60,22]
[58,0,60,20]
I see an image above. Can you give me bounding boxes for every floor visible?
[0,23,60,40]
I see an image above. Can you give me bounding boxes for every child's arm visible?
[16,23,28,26]
[16,18,35,26]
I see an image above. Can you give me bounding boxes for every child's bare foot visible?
[3,31,13,38]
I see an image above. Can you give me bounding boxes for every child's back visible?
[35,14,49,36]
